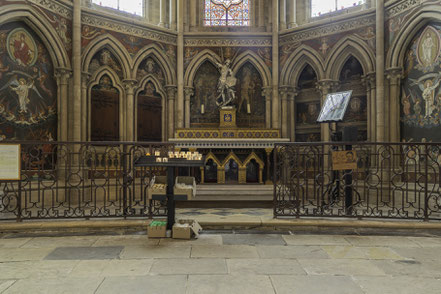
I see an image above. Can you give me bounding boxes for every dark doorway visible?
[246,159,259,183]
[225,159,239,183]
[204,159,218,183]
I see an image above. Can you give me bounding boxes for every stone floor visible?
[0,230,441,293]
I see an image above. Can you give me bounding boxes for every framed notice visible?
[317,91,352,123]
[332,150,357,171]
[0,144,21,180]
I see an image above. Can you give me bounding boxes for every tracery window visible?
[311,0,365,17]
[204,0,250,26]
[92,0,143,16]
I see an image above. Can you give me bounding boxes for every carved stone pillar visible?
[55,68,71,142]
[272,0,279,129]
[376,0,385,142]
[366,73,376,142]
[170,0,177,30]
[177,0,184,128]
[166,86,177,139]
[263,87,272,129]
[316,80,336,142]
[280,0,286,30]
[190,0,196,29]
[258,0,265,28]
[387,68,402,143]
[184,87,194,128]
[72,0,81,142]
[265,148,273,185]
[289,88,299,141]
[279,86,290,138]
[287,0,297,28]
[159,0,167,27]
[81,72,90,141]
[123,80,138,141]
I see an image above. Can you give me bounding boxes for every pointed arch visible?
[231,50,271,87]
[325,36,375,80]
[243,152,264,168]
[0,5,70,69]
[387,5,441,68]
[205,152,222,166]
[280,45,324,86]
[82,34,131,80]
[132,44,175,85]
[135,74,166,98]
[184,49,222,87]
[222,152,243,168]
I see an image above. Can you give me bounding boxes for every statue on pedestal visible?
[214,59,237,108]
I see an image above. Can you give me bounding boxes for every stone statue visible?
[214,59,237,108]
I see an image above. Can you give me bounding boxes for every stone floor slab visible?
[407,236,441,247]
[0,248,53,262]
[389,247,441,261]
[92,235,159,247]
[298,258,386,276]
[322,246,404,260]
[353,276,441,294]
[22,236,98,249]
[2,277,104,294]
[227,258,306,275]
[257,245,329,259]
[0,238,31,248]
[283,235,350,246]
[95,275,187,294]
[271,275,364,294]
[345,236,420,248]
[0,280,16,293]
[0,260,78,279]
[44,246,123,260]
[158,234,223,247]
[191,245,259,258]
[120,245,191,259]
[222,234,286,246]
[150,258,227,275]
[372,259,441,278]
[187,274,275,294]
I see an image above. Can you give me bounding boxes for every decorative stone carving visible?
[55,67,72,85]
[386,0,421,19]
[166,85,177,100]
[28,0,73,19]
[123,79,138,94]
[184,38,272,47]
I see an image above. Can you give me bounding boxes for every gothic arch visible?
[222,152,243,168]
[280,45,324,85]
[0,5,70,69]
[387,5,441,68]
[325,36,375,80]
[184,49,222,87]
[132,44,175,85]
[135,74,166,98]
[231,50,271,87]
[82,34,131,79]
[87,67,125,141]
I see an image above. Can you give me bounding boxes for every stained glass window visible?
[92,0,143,16]
[311,0,365,17]
[204,0,250,26]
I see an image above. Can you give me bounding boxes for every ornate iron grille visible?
[273,142,441,220]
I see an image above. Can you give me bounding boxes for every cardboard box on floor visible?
[172,219,202,239]
[148,220,167,238]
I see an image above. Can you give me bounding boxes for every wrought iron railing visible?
[273,142,441,220]
[0,141,174,221]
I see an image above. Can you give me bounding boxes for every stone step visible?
[195,184,273,201]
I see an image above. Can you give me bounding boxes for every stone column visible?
[190,0,196,29]
[72,0,82,142]
[280,0,286,30]
[123,80,137,142]
[367,74,377,141]
[184,87,194,128]
[265,148,273,184]
[279,86,289,137]
[159,0,167,27]
[376,0,385,142]
[272,0,279,129]
[81,72,90,141]
[289,88,298,141]
[267,1,272,32]
[55,68,71,142]
[145,0,150,22]
[170,0,177,30]
[177,0,184,128]
[166,86,177,139]
[316,80,334,142]
[387,68,402,143]
[287,0,297,28]
[258,0,265,29]
[263,87,272,129]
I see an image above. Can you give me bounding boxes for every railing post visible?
[122,144,128,219]
[424,144,429,221]
[17,180,22,222]
[273,144,278,218]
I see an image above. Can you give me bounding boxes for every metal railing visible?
[273,142,441,220]
[0,141,174,221]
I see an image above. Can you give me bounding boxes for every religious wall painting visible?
[339,56,364,81]
[137,81,162,141]
[81,25,104,48]
[401,23,441,142]
[0,22,57,141]
[191,60,220,126]
[354,26,375,51]
[257,47,272,68]
[36,8,72,49]
[296,102,320,125]
[91,75,119,141]
[136,57,165,85]
[234,62,264,128]
[89,48,124,79]
[279,41,301,67]
[298,64,317,89]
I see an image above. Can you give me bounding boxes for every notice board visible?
[0,144,20,180]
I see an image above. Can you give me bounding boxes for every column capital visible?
[166,85,177,99]
[184,86,194,100]
[81,71,91,85]
[122,79,138,94]
[279,86,291,99]
[316,80,338,95]
[55,67,72,84]
[386,67,403,86]
[363,73,376,89]
[262,87,272,99]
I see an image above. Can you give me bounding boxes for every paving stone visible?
[227,258,306,275]
[0,238,31,248]
[372,260,441,278]
[353,276,441,294]
[283,235,350,246]
[158,235,223,247]
[0,248,53,262]
[93,235,159,247]
[0,260,78,279]
[0,280,16,292]
[22,236,98,248]
[2,277,104,294]
[150,258,227,274]
[69,259,154,277]
[95,275,187,294]
[271,275,364,294]
[257,245,329,259]
[44,246,123,260]
[389,247,441,261]
[407,236,441,247]
[345,236,420,247]
[120,245,191,259]
[322,246,404,260]
[297,258,386,276]
[187,274,275,294]
[191,245,259,258]
[222,234,286,246]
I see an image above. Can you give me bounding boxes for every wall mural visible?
[89,48,124,79]
[136,57,165,85]
[0,22,57,141]
[401,23,441,142]
[137,82,162,141]
[91,75,119,141]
